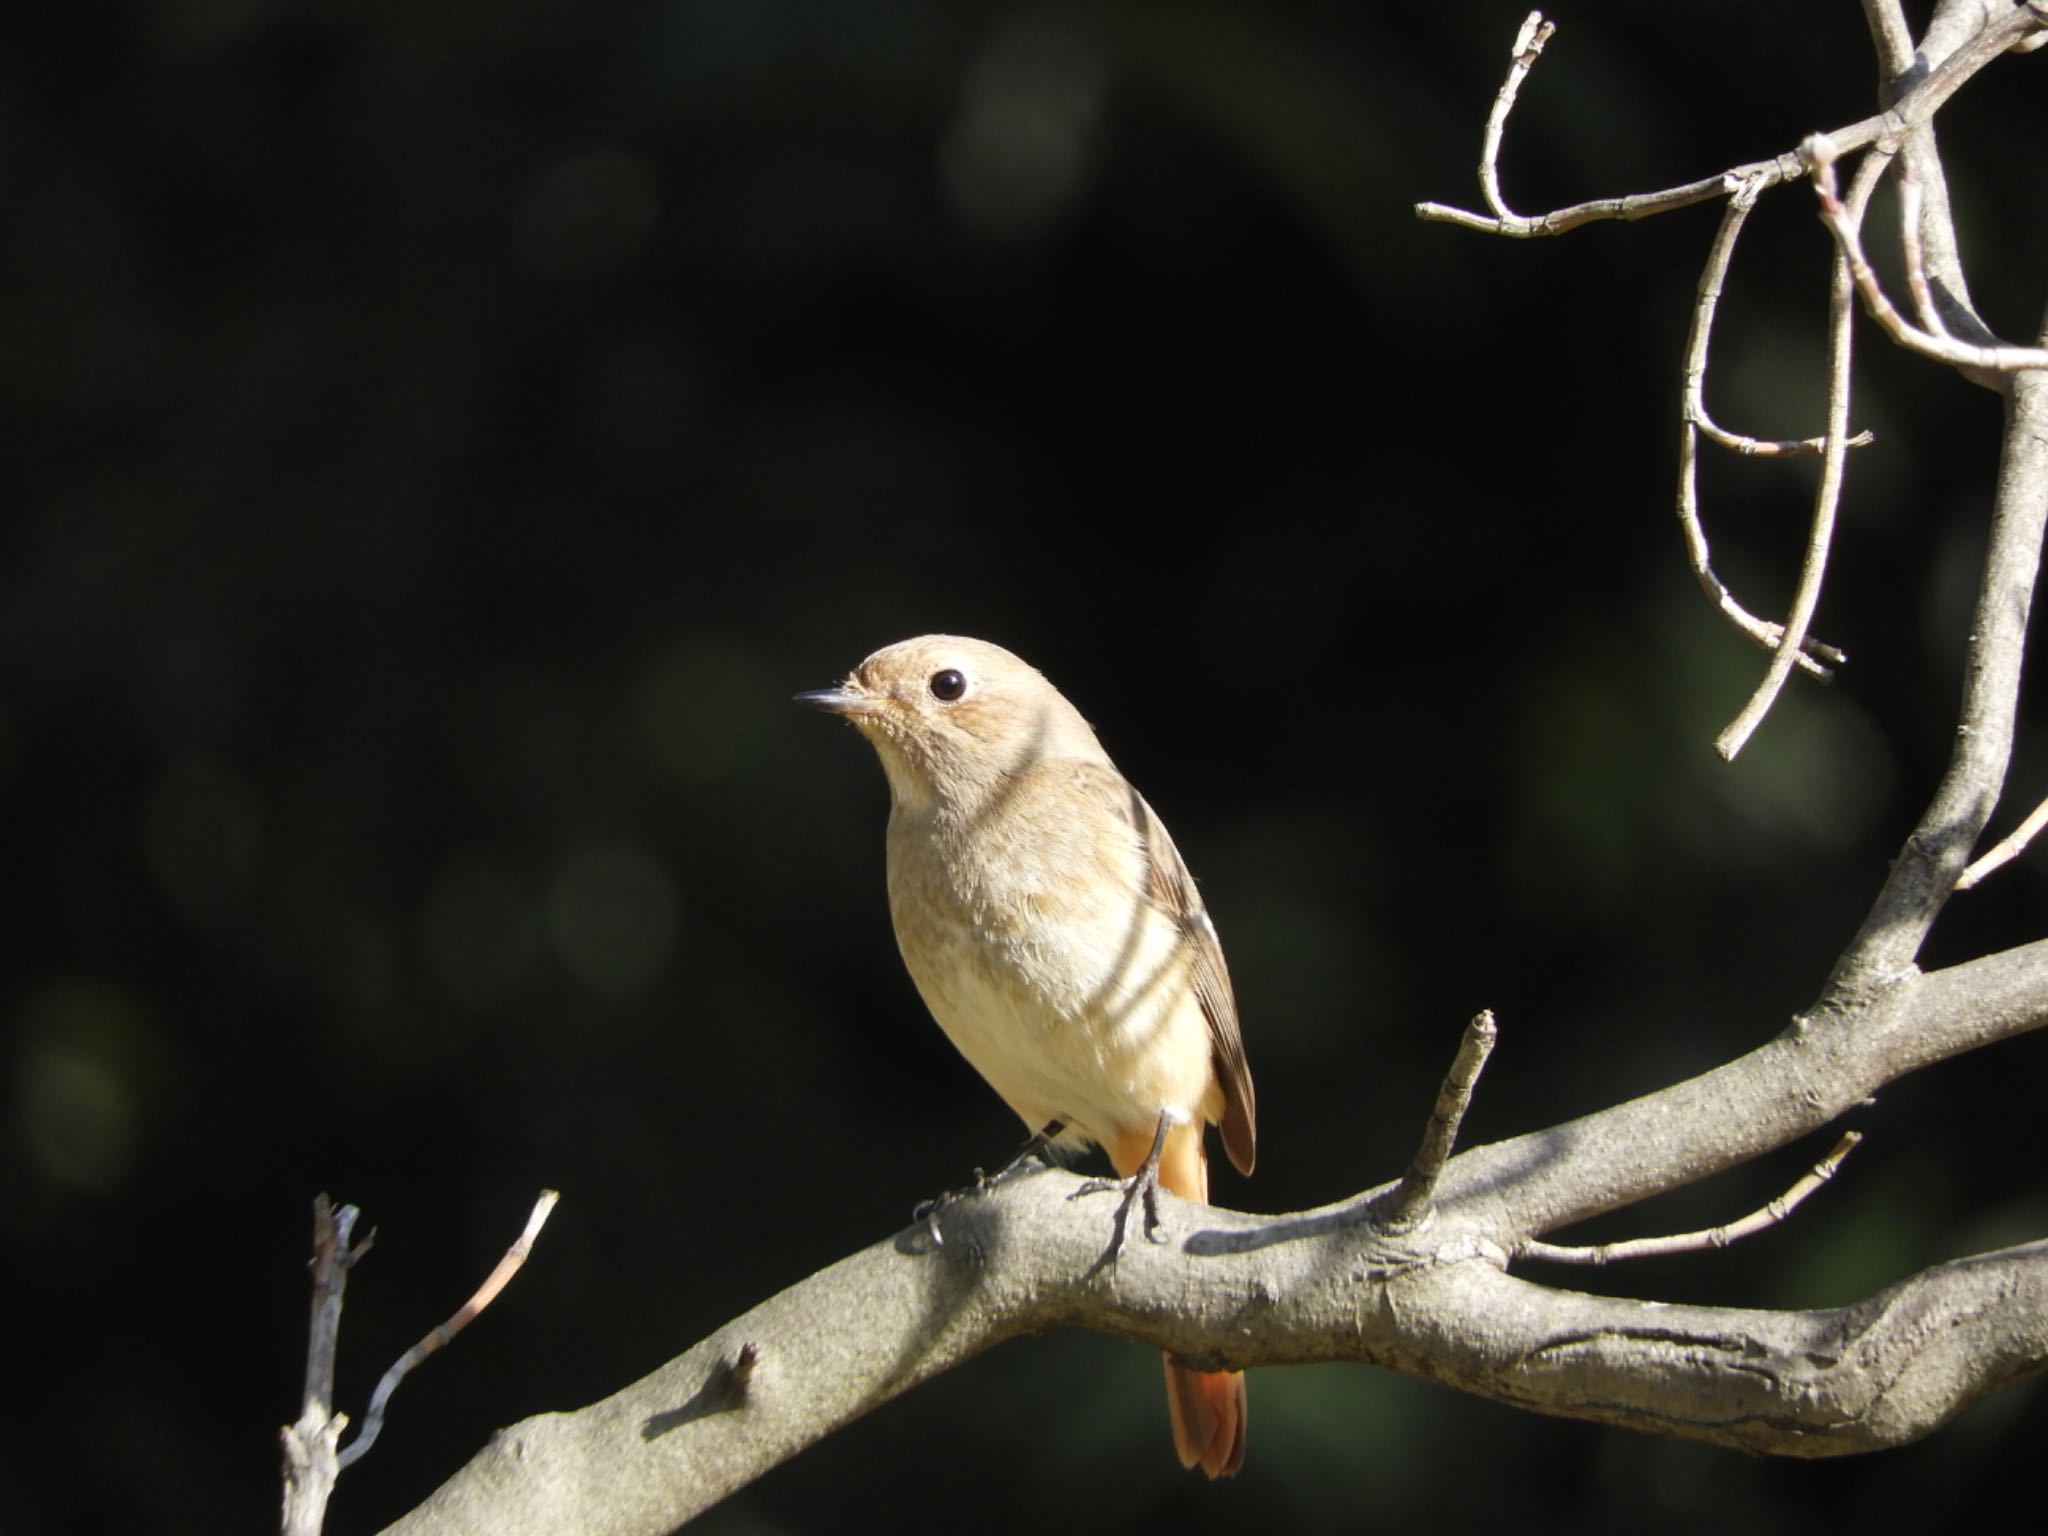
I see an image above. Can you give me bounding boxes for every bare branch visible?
[1382,1010,1499,1227]
[1677,175,1853,678]
[1518,1132,1861,1266]
[340,1190,560,1472]
[1894,166,1951,338]
[1811,147,2048,374]
[1416,2,2043,239]
[1833,366,2048,987]
[1451,939,2048,1243]
[1713,150,1885,761]
[282,1197,363,1536]
[1957,792,2048,888]
[1860,0,1917,73]
[366,936,2048,1535]
[1885,4,2017,371]
[1685,180,1874,464]
[1476,12,1557,224]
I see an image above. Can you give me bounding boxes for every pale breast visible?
[883,765,1219,1145]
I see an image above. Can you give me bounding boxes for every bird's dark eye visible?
[929,669,967,702]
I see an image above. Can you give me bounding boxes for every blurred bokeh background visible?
[6,2,2048,1531]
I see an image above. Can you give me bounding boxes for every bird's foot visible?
[1070,1113,1172,1262]
[911,1120,1066,1247]
[1069,1166,1166,1257]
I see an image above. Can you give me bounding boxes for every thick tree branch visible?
[381,940,2048,1535]
[1430,938,2048,1241]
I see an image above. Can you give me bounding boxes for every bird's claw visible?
[1071,1168,1167,1259]
[912,1129,1063,1247]
[910,1193,950,1247]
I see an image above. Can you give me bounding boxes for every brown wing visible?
[1124,781,1257,1177]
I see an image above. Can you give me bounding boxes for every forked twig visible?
[1713,148,1888,761]
[1686,178,1869,465]
[1678,175,1857,678]
[1809,143,2048,374]
[1415,5,2045,241]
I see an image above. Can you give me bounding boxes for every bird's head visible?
[797,635,1106,811]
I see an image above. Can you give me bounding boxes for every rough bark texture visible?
[381,944,2048,1536]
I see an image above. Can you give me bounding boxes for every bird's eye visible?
[929,669,967,702]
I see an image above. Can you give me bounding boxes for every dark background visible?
[6,2,2048,1531]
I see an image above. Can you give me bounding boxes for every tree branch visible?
[1676,175,1856,678]
[1810,147,2048,374]
[1711,147,1883,761]
[339,1191,560,1471]
[1382,1009,1498,1226]
[282,1197,367,1536]
[1517,1132,1862,1266]
[1831,365,2048,990]
[380,940,2048,1535]
[1414,4,2043,239]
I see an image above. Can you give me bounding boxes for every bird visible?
[797,634,1255,1478]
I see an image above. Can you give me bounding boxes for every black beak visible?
[795,686,867,716]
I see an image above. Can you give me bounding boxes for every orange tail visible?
[1110,1119,1248,1478]
[1164,1355,1247,1477]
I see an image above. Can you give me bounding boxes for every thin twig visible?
[1859,0,1917,76]
[1697,418,1875,463]
[1957,792,2048,889]
[1894,167,1951,339]
[1381,1011,1499,1228]
[1677,174,1854,677]
[337,1189,561,1471]
[1416,2,2044,239]
[1714,149,1887,761]
[1686,179,1824,459]
[1812,144,2048,374]
[1477,12,1557,224]
[1886,4,2008,368]
[1518,1132,1862,1266]
[281,1196,365,1536]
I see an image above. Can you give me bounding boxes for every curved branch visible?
[1831,366,2048,990]
[1436,1244,2048,1455]
[1676,175,1856,678]
[1414,2,2043,239]
[1712,148,1885,762]
[381,1188,2048,1536]
[1445,937,2048,1241]
[1810,149,2048,374]
[381,940,2048,1536]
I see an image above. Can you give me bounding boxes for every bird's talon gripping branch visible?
[1071,1112,1173,1258]
[909,1194,949,1247]
[913,1120,1069,1244]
